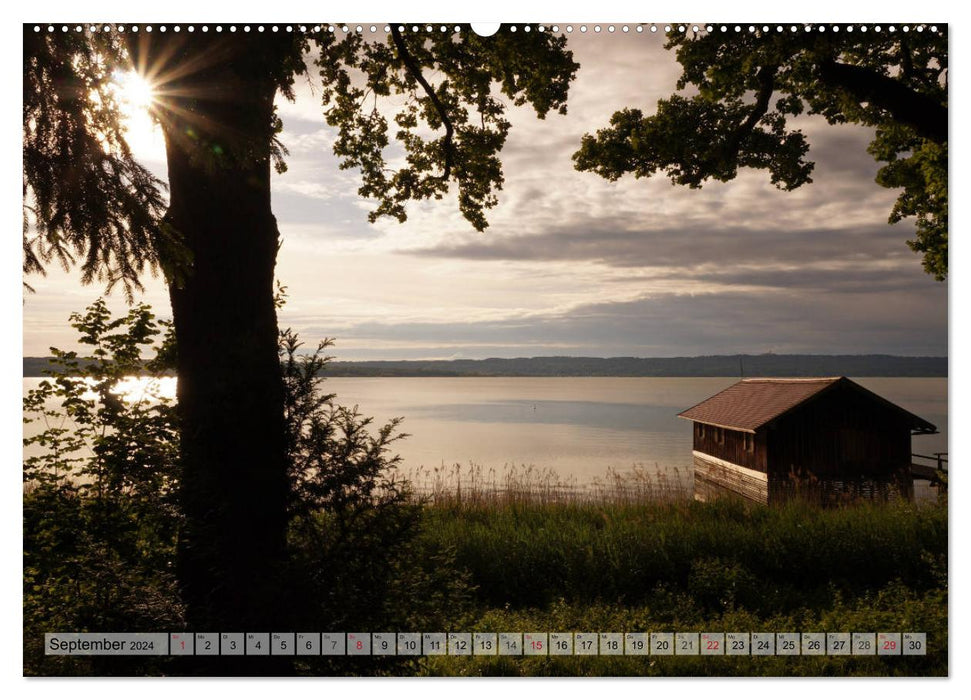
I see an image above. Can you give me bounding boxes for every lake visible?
[23,376,948,496]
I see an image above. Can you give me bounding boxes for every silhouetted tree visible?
[573,24,947,279]
[23,24,577,635]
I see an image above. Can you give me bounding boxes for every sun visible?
[115,70,157,117]
[112,70,165,160]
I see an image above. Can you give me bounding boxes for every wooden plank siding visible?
[693,452,769,504]
[692,424,767,472]
[764,387,912,480]
[693,450,911,506]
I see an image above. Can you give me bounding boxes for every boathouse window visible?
[744,433,754,452]
[714,427,724,445]
[697,424,705,439]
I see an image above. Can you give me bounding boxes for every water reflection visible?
[77,376,178,403]
[406,399,681,432]
[23,376,947,490]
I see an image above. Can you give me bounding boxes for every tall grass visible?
[415,495,947,676]
[419,497,947,613]
[406,462,690,506]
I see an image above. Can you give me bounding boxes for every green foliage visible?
[23,300,183,675]
[870,129,948,278]
[574,99,812,191]
[420,498,947,614]
[278,329,472,674]
[317,26,577,231]
[573,25,948,279]
[418,498,947,676]
[22,29,171,300]
[420,586,947,676]
[23,300,179,488]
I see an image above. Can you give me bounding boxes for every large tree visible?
[23,24,577,634]
[573,24,948,279]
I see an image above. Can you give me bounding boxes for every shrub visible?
[23,301,183,675]
[277,329,471,674]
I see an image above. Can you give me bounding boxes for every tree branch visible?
[389,26,455,181]
[701,64,777,175]
[727,64,777,154]
[899,36,915,81]
[818,59,947,144]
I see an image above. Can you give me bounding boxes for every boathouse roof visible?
[677,377,936,434]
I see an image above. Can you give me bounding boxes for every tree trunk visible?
[146,34,294,639]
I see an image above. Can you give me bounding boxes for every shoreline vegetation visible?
[405,463,691,505]
[26,462,949,676]
[410,466,947,676]
[23,353,948,378]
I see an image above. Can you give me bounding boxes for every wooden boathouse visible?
[678,377,937,504]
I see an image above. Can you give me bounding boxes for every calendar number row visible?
[46,632,926,656]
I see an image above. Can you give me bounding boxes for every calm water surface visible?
[321,377,948,482]
[23,376,948,489]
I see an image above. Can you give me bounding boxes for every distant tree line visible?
[24,353,947,379]
[27,354,944,378]
[317,355,948,377]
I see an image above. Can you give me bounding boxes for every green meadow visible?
[413,494,947,676]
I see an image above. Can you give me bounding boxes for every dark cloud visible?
[680,264,939,295]
[312,282,947,360]
[404,219,919,270]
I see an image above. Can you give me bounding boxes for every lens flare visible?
[112,70,164,160]
[116,70,157,114]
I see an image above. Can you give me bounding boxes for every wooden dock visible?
[911,452,947,484]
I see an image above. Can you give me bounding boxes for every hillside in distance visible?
[320,355,947,377]
[23,354,947,378]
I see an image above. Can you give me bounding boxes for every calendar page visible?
[21,6,950,682]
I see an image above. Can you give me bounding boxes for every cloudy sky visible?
[21,29,948,360]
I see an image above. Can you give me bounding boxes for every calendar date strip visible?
[45,631,926,656]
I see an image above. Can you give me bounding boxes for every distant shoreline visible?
[23,354,948,378]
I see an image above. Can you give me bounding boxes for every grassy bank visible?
[24,467,948,676]
[414,497,947,676]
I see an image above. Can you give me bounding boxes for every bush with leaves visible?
[23,300,183,675]
[278,328,471,674]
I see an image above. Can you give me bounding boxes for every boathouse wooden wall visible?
[763,387,912,480]
[693,452,768,504]
[692,424,767,472]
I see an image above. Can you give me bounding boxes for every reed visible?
[414,496,948,676]
[405,462,690,506]
[418,496,947,613]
